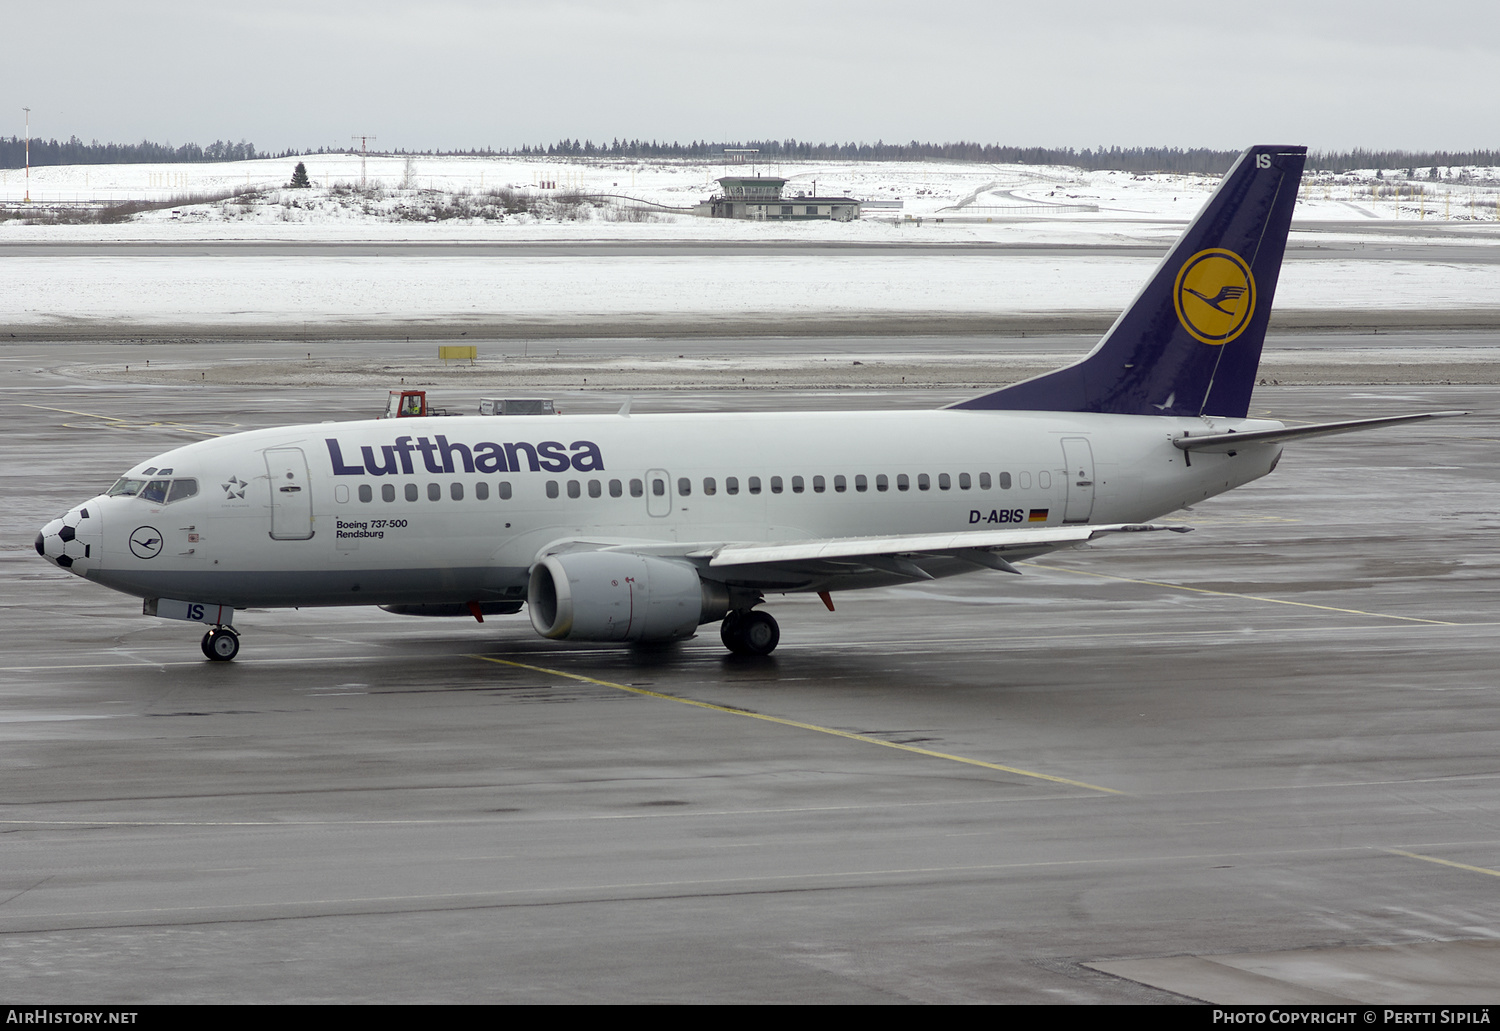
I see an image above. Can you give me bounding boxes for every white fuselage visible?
[51,408,1283,609]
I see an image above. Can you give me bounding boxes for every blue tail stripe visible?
[951,145,1307,419]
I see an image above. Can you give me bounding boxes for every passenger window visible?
[876,474,888,492]
[359,484,373,503]
[405,483,419,502]
[450,482,464,501]
[630,479,643,498]
[748,476,761,495]
[499,481,513,500]
[567,480,581,499]
[334,484,349,504]
[1019,472,1031,489]
[855,474,867,492]
[546,481,559,499]
[382,484,396,502]
[475,482,489,501]
[813,475,825,493]
[771,476,783,494]
[427,483,441,501]
[792,476,804,494]
[959,473,971,490]
[588,479,601,498]
[726,477,739,495]
[833,475,846,493]
[938,473,951,490]
[918,474,931,491]
[652,478,665,496]
[166,479,198,503]
[703,477,716,496]
[897,473,909,492]
[1000,472,1012,489]
[678,477,692,496]
[609,479,623,498]
[1039,471,1052,489]
[979,472,992,490]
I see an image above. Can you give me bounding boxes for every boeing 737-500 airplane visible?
[36,145,1461,660]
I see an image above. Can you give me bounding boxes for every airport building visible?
[708,176,862,221]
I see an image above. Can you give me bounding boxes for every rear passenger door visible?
[1060,438,1095,523]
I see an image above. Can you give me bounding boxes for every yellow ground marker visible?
[1045,564,1459,626]
[470,654,1122,795]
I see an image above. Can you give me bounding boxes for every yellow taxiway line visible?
[16,402,223,438]
[1385,847,1500,879]
[1045,564,1460,625]
[470,653,1123,795]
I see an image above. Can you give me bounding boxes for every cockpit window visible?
[108,478,145,497]
[109,476,198,503]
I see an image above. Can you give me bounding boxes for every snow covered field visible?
[2,154,1498,339]
[4,152,1498,229]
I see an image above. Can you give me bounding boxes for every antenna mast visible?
[351,134,377,187]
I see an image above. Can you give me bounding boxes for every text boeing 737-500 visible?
[36,145,1463,661]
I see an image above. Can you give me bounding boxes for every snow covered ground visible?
[7,253,1498,336]
[2,154,1498,336]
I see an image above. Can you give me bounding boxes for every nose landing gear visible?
[201,626,240,662]
[720,610,780,656]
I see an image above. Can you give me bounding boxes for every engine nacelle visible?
[528,552,728,643]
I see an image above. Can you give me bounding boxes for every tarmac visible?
[2,343,1498,1003]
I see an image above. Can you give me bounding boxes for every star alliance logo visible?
[1173,248,1256,346]
[222,475,247,500]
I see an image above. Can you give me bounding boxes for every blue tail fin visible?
[951,145,1307,419]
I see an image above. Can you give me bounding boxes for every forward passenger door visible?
[265,447,314,540]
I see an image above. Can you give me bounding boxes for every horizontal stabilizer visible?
[1174,411,1468,453]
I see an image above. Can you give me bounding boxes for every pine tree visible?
[290,161,311,188]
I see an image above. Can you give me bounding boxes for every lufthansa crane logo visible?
[129,526,164,560]
[1174,248,1256,345]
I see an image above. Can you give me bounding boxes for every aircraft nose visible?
[37,504,100,573]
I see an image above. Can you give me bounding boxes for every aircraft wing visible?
[538,524,1188,591]
[534,524,1189,594]
[698,523,1183,574]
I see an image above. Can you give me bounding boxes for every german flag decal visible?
[1028,509,1049,522]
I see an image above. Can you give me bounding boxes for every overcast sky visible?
[6,1,1498,154]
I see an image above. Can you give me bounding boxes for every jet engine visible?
[528,552,729,643]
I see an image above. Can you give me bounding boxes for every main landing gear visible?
[201,626,240,662]
[720,610,780,656]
